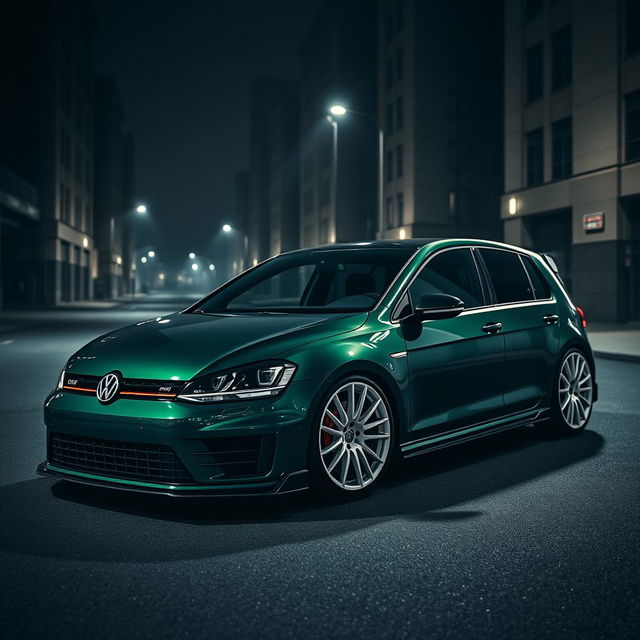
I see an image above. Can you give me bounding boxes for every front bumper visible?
[38,379,317,496]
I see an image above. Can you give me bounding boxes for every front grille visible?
[49,433,193,484]
[193,434,276,478]
[62,372,183,400]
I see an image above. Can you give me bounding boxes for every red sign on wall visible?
[583,212,604,233]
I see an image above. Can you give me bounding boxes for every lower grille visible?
[193,434,276,478]
[49,433,193,484]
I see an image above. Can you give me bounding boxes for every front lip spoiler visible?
[36,463,310,498]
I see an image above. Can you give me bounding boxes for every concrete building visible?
[299,0,378,248]
[377,0,503,242]
[93,77,136,299]
[0,165,40,309]
[247,78,300,265]
[0,0,95,306]
[502,0,640,322]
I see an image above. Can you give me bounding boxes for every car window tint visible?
[480,249,534,303]
[522,256,551,299]
[409,249,483,309]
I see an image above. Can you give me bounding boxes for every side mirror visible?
[414,293,464,320]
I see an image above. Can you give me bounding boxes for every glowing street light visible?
[147,250,155,258]
[135,204,147,214]
[222,224,232,233]
[329,104,347,116]
[191,263,199,271]
[188,252,196,260]
[140,256,147,264]
[209,264,215,271]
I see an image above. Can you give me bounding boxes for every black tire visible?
[308,375,396,497]
[539,347,594,437]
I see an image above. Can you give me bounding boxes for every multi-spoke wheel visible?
[544,349,594,436]
[311,378,393,494]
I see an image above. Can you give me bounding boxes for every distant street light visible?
[135,204,147,214]
[188,252,196,260]
[191,263,199,271]
[222,224,232,233]
[140,256,148,264]
[209,264,215,271]
[329,104,347,116]
[327,105,384,238]
[147,250,155,258]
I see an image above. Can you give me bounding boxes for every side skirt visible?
[400,408,550,459]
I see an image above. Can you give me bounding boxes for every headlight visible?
[177,362,297,403]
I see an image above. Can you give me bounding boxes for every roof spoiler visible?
[542,253,559,274]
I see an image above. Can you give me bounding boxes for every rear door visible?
[403,248,506,436]
[477,248,560,414]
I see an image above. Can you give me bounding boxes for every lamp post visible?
[221,223,248,273]
[328,105,384,239]
[110,203,148,297]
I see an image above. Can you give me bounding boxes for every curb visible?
[593,350,640,364]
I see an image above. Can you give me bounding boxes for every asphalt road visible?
[0,294,638,639]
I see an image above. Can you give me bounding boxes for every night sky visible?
[92,0,324,266]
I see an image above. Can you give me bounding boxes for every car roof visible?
[286,238,533,253]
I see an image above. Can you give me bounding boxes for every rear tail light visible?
[576,306,587,328]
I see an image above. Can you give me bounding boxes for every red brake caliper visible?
[322,411,338,447]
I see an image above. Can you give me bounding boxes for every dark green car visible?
[38,239,597,497]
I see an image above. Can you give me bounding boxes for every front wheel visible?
[543,348,594,436]
[309,377,394,496]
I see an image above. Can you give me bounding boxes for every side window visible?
[409,249,484,309]
[480,249,535,303]
[522,256,552,299]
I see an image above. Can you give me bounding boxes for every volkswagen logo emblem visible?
[96,372,121,404]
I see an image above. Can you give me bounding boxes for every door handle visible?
[542,314,559,324]
[481,321,503,334]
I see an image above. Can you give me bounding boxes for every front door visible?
[403,248,506,436]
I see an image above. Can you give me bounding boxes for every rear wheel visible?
[309,377,394,496]
[543,348,594,436]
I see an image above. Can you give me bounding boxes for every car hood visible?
[67,311,367,381]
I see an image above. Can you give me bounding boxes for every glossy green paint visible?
[40,238,595,495]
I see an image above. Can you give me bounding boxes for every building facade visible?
[378,0,503,242]
[0,0,95,306]
[93,77,136,299]
[299,0,378,248]
[248,78,300,265]
[502,0,640,322]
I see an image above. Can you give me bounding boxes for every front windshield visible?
[192,248,415,314]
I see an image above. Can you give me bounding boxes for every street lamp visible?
[140,256,147,264]
[220,224,248,273]
[222,224,232,233]
[147,250,155,258]
[188,252,196,260]
[191,262,199,271]
[327,104,384,238]
[135,204,147,214]
[209,264,215,271]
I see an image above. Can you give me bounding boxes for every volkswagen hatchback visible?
[38,239,597,497]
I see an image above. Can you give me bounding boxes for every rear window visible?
[479,249,534,304]
[522,256,551,299]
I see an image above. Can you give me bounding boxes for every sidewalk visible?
[588,323,640,363]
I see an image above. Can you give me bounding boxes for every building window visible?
[396,145,404,178]
[319,180,331,208]
[303,189,314,215]
[525,0,543,23]
[386,58,393,89]
[552,25,572,91]
[319,140,331,170]
[396,1,403,33]
[526,128,544,186]
[626,90,640,161]
[396,48,404,82]
[396,192,404,226]
[526,44,543,102]
[385,197,394,228]
[626,0,640,56]
[552,117,572,180]
[386,150,394,181]
[396,96,403,130]
[385,12,393,43]
[386,103,394,134]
